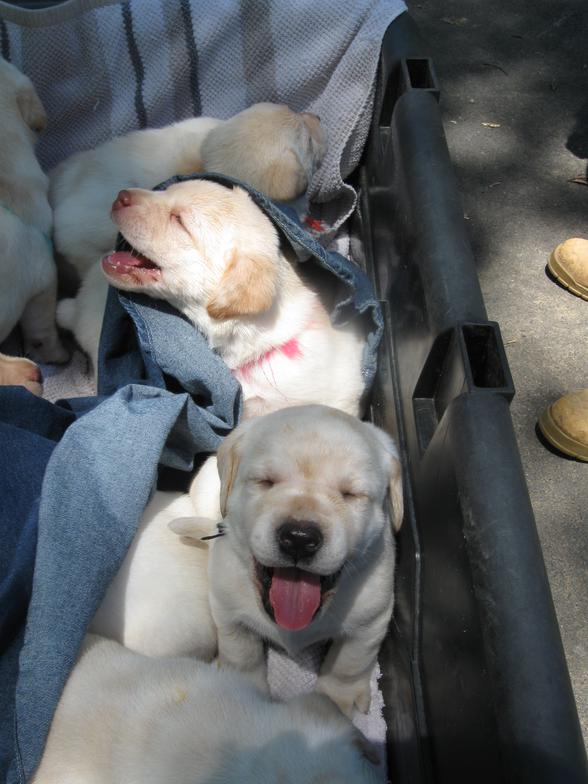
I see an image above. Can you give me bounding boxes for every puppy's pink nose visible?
[112,190,133,211]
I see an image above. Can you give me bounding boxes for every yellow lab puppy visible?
[0,57,68,393]
[50,103,326,277]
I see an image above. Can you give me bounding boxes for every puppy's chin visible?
[253,558,341,632]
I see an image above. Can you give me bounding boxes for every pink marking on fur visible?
[235,338,303,382]
[280,337,302,359]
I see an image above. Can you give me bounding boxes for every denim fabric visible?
[0,176,382,783]
[0,392,71,780]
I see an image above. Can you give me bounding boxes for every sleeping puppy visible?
[0,57,68,380]
[32,634,380,784]
[50,103,325,277]
[57,179,366,417]
[179,405,403,718]
[89,490,217,660]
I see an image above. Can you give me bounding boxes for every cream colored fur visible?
[179,405,403,718]
[50,102,325,277]
[0,56,67,379]
[89,491,216,659]
[0,352,42,395]
[57,179,366,418]
[32,635,381,784]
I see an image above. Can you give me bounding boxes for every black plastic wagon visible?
[360,14,588,784]
[1,3,587,783]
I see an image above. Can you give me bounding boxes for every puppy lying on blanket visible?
[58,178,366,417]
[89,491,215,659]
[50,103,325,277]
[0,57,67,392]
[178,405,403,718]
[32,634,380,784]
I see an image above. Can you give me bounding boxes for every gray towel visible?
[0,0,405,230]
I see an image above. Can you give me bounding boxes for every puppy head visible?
[140,669,379,784]
[216,404,403,631]
[201,102,327,201]
[0,57,47,136]
[101,179,283,321]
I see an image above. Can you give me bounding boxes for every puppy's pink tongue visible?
[102,251,160,276]
[269,568,321,631]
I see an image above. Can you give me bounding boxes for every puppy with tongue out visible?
[198,404,404,718]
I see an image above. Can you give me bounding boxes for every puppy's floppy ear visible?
[364,423,404,532]
[16,81,47,133]
[206,246,278,320]
[259,150,308,202]
[300,111,327,168]
[388,455,404,533]
[216,419,257,517]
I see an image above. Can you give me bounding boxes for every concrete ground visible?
[408,0,588,745]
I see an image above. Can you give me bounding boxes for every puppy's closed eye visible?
[250,477,277,490]
[339,488,369,502]
[170,213,190,235]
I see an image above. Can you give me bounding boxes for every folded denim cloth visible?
[0,177,382,783]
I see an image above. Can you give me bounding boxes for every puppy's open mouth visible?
[102,239,162,283]
[255,560,341,632]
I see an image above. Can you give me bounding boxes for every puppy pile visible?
[33,635,381,784]
[0,58,67,393]
[0,56,404,784]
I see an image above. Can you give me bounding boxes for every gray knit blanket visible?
[0,0,405,229]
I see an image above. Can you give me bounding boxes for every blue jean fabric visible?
[0,176,382,783]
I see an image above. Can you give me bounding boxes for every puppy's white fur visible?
[33,635,380,784]
[0,57,67,370]
[56,260,107,373]
[58,179,365,419]
[181,405,403,717]
[89,491,216,660]
[50,102,325,277]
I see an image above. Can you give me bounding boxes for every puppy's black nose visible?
[277,520,323,561]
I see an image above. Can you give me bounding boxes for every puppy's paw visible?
[0,355,42,395]
[247,667,270,694]
[316,673,372,718]
[25,335,70,365]
[354,680,373,714]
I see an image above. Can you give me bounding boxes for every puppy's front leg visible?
[21,274,69,364]
[316,626,386,717]
[216,622,268,693]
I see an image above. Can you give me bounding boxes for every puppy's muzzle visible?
[277,519,323,561]
[112,189,133,211]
